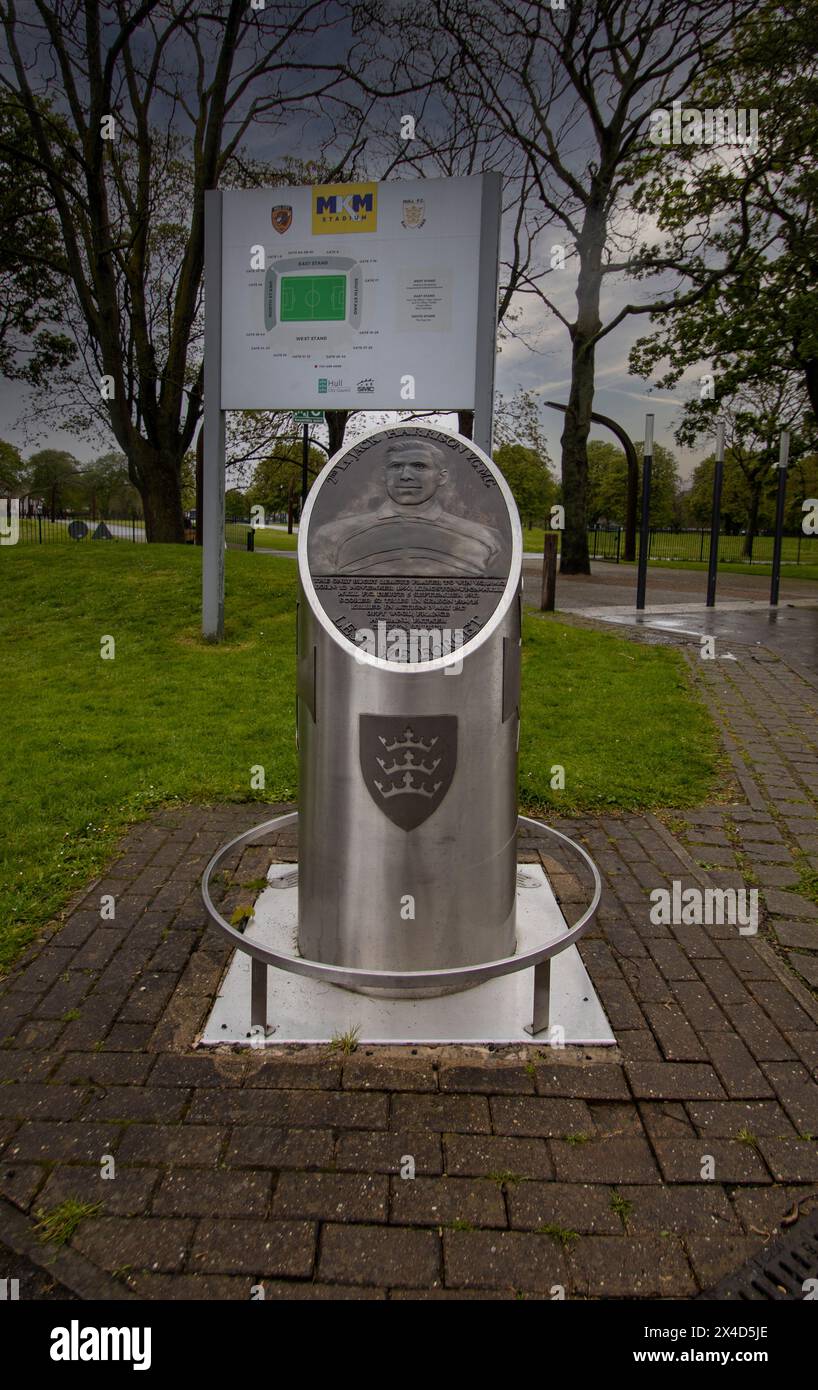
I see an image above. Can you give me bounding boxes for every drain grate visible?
[700,1205,818,1300]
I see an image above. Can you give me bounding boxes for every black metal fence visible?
[21,511,801,564]
[588,528,622,561]
[584,527,816,565]
[9,513,146,544]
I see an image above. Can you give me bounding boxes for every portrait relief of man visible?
[309,439,506,577]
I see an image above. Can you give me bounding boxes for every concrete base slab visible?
[200,863,615,1046]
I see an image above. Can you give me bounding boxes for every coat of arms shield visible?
[271,204,293,234]
[359,715,457,830]
[401,198,426,229]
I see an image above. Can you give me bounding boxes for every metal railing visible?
[633,528,816,565]
[565,527,815,566]
[222,516,818,567]
[8,513,146,544]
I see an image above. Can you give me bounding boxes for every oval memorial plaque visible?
[301,425,518,665]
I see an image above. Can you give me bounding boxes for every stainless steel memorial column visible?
[296,425,522,995]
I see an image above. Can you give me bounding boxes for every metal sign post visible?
[203,189,225,640]
[770,430,791,607]
[472,172,502,456]
[635,414,654,611]
[706,421,726,608]
[300,423,309,509]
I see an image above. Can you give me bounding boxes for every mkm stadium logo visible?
[312,182,377,234]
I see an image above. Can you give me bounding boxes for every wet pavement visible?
[522,560,818,674]
[589,604,818,675]
[521,558,818,608]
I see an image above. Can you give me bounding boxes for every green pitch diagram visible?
[280,274,347,322]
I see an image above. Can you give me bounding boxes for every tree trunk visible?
[140,462,185,543]
[804,355,818,424]
[457,409,474,439]
[325,411,348,457]
[560,209,605,575]
[559,330,596,572]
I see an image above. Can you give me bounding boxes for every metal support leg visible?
[250,957,267,1031]
[524,958,551,1037]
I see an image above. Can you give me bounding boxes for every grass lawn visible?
[226,523,299,550]
[519,611,719,813]
[0,545,720,971]
[522,526,550,552]
[255,527,299,550]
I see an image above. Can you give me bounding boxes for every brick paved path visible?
[1,641,816,1299]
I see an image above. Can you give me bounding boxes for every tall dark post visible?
[706,422,726,608]
[301,423,309,510]
[770,431,790,607]
[635,415,654,611]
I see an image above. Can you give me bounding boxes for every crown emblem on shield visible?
[271,204,292,234]
[401,198,425,229]
[359,715,456,830]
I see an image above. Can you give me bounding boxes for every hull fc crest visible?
[359,715,457,830]
[401,198,426,228]
[271,205,292,234]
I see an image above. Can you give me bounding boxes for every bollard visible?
[540,533,557,611]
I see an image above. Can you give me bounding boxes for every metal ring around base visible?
[201,812,601,994]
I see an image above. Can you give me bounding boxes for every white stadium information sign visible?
[218,175,499,413]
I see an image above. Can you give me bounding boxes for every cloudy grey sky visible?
[0,2,715,482]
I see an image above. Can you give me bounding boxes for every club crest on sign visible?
[359,715,456,830]
[271,205,292,234]
[401,198,426,229]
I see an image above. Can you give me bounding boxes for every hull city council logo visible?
[401,198,425,228]
[312,182,377,234]
[271,205,292,234]
[359,716,457,830]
